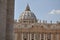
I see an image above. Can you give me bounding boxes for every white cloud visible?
[49,9,60,14]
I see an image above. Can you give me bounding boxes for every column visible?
[51,33,60,40]
[51,34,53,40]
[6,0,14,40]
[34,34,36,40]
[17,33,21,40]
[22,33,23,40]
[56,34,59,40]
[53,34,56,40]
[30,33,31,40]
[14,33,18,40]
[44,34,46,40]
[59,34,60,40]
[28,33,29,40]
[40,34,41,40]
[20,33,22,40]
[45,34,47,40]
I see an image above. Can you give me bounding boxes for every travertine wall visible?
[0,0,14,40]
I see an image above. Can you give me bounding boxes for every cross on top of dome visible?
[25,4,31,11]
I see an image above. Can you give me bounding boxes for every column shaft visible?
[34,34,36,40]
[44,34,45,40]
[28,33,29,40]
[40,34,41,40]
[30,33,31,40]
[22,33,23,40]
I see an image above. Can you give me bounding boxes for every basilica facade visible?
[14,4,60,40]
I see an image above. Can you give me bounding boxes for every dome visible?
[18,4,37,23]
[19,11,37,20]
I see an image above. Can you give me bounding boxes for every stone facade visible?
[0,0,14,40]
[14,23,60,40]
[14,4,60,40]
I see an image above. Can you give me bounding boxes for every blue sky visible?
[14,0,60,23]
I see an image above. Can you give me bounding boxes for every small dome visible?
[18,4,37,23]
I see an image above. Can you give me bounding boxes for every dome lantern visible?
[25,4,31,11]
